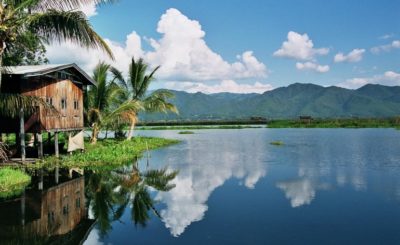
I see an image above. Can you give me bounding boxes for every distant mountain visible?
[141,83,400,120]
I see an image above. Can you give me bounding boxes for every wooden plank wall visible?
[21,78,84,131]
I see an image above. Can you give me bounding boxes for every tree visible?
[120,57,178,140]
[0,0,114,118]
[3,31,48,66]
[87,62,142,144]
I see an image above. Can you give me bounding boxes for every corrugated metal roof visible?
[4,63,96,86]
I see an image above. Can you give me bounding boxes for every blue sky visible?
[47,0,400,93]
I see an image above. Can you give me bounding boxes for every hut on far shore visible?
[0,64,96,161]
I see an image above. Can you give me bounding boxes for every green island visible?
[0,168,31,199]
[138,125,262,130]
[267,118,400,128]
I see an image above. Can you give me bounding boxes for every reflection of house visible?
[0,64,96,160]
[0,169,94,244]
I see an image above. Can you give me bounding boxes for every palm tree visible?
[119,57,178,140]
[0,0,114,118]
[87,62,142,144]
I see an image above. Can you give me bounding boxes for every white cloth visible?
[67,131,85,152]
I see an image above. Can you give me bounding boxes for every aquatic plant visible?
[0,168,31,199]
[270,141,284,146]
[178,131,195,134]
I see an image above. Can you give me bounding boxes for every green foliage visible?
[34,137,180,170]
[178,131,195,134]
[119,57,178,139]
[270,141,284,146]
[86,62,142,143]
[267,118,399,128]
[138,125,262,130]
[0,167,31,199]
[3,31,48,66]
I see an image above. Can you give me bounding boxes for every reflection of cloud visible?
[154,133,268,236]
[83,228,104,245]
[276,178,316,208]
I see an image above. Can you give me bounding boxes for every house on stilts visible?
[0,64,96,161]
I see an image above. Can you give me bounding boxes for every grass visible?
[270,141,284,146]
[0,168,31,199]
[33,137,180,170]
[137,125,262,130]
[267,118,400,128]
[178,131,195,134]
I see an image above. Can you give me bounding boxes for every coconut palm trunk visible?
[126,122,136,140]
[91,123,100,144]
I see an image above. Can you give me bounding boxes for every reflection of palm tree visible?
[127,168,178,227]
[85,166,178,235]
[86,171,128,236]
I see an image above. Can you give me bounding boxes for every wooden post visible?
[47,132,51,145]
[19,108,25,162]
[55,165,59,184]
[21,190,25,226]
[38,169,43,190]
[37,133,43,159]
[54,132,59,158]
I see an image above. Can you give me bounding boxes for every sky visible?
[46,0,400,94]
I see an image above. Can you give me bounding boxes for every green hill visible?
[141,83,400,120]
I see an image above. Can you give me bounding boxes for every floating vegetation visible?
[178,131,195,134]
[0,168,31,199]
[270,141,284,146]
[138,125,262,130]
[33,137,180,170]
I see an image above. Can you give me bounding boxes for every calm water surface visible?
[1,128,400,244]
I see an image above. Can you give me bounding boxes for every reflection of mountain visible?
[0,169,93,244]
[154,132,268,236]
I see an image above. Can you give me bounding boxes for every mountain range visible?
[141,83,400,120]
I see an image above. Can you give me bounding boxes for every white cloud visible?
[334,49,365,63]
[145,9,268,81]
[46,31,143,75]
[46,8,268,85]
[296,62,330,73]
[379,33,394,40]
[77,2,98,17]
[371,40,400,54]
[273,31,329,60]
[164,80,273,94]
[337,70,400,89]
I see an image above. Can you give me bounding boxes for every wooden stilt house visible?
[0,64,96,160]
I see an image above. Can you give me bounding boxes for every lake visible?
[1,128,400,244]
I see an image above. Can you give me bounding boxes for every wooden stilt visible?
[47,132,51,145]
[21,190,25,226]
[37,133,43,158]
[19,109,25,162]
[54,132,59,158]
[55,165,59,184]
[38,169,43,190]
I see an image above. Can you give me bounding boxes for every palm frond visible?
[0,93,56,117]
[29,0,117,12]
[143,90,179,114]
[27,10,114,59]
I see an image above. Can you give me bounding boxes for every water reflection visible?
[0,161,179,243]
[138,129,400,237]
[85,162,178,236]
[0,168,91,244]
[152,131,268,236]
